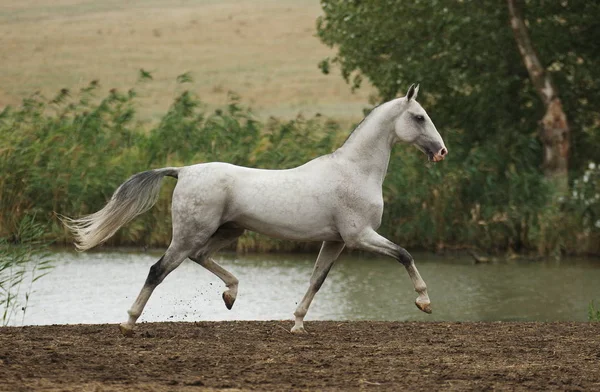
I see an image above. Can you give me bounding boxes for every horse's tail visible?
[61,167,180,251]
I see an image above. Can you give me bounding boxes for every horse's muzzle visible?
[428,147,448,162]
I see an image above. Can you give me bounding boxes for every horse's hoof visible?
[222,290,236,310]
[119,323,134,337]
[415,300,432,314]
[290,325,307,334]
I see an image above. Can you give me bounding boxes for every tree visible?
[508,0,569,192]
[316,0,600,184]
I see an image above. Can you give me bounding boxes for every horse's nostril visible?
[439,148,447,156]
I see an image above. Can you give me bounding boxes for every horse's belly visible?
[244,221,341,242]
[230,204,341,242]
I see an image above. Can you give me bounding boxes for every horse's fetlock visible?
[294,308,307,319]
[228,278,239,288]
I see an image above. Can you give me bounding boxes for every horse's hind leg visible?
[193,257,239,309]
[119,243,191,336]
[189,224,244,310]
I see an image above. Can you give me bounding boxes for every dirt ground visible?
[1,321,599,391]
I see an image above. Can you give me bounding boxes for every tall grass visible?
[589,301,600,322]
[0,77,597,255]
[0,216,53,325]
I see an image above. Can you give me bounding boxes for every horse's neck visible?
[335,106,397,184]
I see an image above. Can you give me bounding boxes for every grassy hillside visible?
[0,0,373,122]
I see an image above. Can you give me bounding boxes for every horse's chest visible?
[365,196,385,227]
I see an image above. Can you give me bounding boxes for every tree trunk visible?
[507,0,570,193]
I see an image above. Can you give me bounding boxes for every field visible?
[0,0,373,122]
[2,321,599,391]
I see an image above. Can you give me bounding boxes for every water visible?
[13,250,600,326]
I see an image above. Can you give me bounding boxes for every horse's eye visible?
[415,115,425,122]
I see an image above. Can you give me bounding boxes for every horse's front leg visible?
[344,229,431,314]
[291,241,345,334]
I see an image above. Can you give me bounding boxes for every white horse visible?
[63,84,447,335]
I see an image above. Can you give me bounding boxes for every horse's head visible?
[393,84,447,162]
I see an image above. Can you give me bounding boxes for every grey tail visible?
[60,167,180,251]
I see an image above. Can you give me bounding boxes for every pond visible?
[12,250,600,326]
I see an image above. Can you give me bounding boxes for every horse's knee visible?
[397,247,414,266]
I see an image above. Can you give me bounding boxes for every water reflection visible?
[15,250,600,326]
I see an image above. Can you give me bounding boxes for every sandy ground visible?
[1,321,599,391]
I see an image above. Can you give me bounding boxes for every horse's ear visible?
[406,83,419,101]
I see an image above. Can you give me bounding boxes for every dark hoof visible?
[223,291,236,310]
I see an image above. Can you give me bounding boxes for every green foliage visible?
[589,301,600,322]
[316,0,599,173]
[0,75,597,254]
[566,163,600,230]
[0,216,53,326]
[558,163,600,254]
[0,81,147,246]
